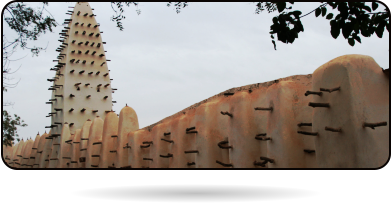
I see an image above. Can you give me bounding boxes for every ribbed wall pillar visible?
[13,139,26,168]
[194,101,228,168]
[127,129,150,168]
[99,111,118,168]
[39,130,53,168]
[78,119,92,168]
[163,118,183,168]
[70,129,81,168]
[28,133,41,168]
[265,81,314,168]
[62,133,75,168]
[2,145,14,166]
[9,143,20,167]
[57,123,71,168]
[85,116,104,168]
[115,106,139,168]
[35,132,48,168]
[20,139,34,168]
[313,54,389,168]
[225,91,262,168]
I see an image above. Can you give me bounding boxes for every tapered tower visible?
[47,2,114,136]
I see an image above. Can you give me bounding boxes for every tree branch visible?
[299,3,327,18]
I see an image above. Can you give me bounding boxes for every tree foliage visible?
[3,2,58,56]
[110,2,389,50]
[255,2,389,49]
[2,110,27,147]
[110,2,140,31]
[2,2,56,146]
[110,2,188,30]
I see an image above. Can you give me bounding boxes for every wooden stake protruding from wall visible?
[184,150,199,154]
[218,140,232,149]
[260,156,274,164]
[304,149,315,153]
[297,123,312,127]
[161,138,174,143]
[255,133,271,141]
[362,122,387,129]
[186,127,195,131]
[308,102,330,108]
[220,111,233,117]
[254,107,273,111]
[325,126,342,132]
[320,86,340,93]
[297,131,318,136]
[160,153,173,158]
[304,91,323,96]
[216,160,233,167]
[140,144,150,148]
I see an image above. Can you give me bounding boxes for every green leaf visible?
[329,2,337,9]
[342,22,352,39]
[348,38,355,46]
[272,17,278,24]
[354,35,361,43]
[373,15,382,24]
[326,13,333,20]
[330,19,336,26]
[372,2,379,11]
[375,22,385,38]
[360,26,370,37]
[272,40,276,50]
[315,8,321,17]
[292,10,302,18]
[352,21,359,31]
[363,5,372,12]
[331,26,340,39]
[321,7,327,17]
[295,20,304,32]
[277,2,286,13]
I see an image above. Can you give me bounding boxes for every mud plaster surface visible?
[143,74,313,132]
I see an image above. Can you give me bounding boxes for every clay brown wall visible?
[3,54,388,169]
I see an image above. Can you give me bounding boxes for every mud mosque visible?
[2,2,389,169]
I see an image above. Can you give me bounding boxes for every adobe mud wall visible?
[3,54,388,169]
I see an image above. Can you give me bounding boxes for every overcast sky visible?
[2,2,389,142]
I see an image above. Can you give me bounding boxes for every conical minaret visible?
[47,2,114,137]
